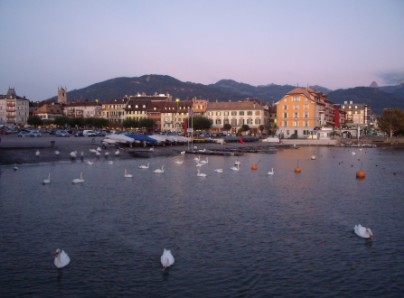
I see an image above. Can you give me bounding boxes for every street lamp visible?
[175,98,180,132]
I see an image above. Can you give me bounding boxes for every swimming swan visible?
[160,248,175,270]
[124,169,133,178]
[54,248,70,269]
[354,224,373,239]
[154,166,164,174]
[43,173,51,185]
[72,172,84,184]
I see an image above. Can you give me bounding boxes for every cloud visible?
[377,70,404,85]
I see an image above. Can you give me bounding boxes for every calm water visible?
[1,146,404,297]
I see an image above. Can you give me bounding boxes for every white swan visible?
[175,160,184,165]
[86,160,94,166]
[70,151,78,158]
[35,150,40,157]
[43,173,51,185]
[267,168,274,175]
[154,165,164,174]
[115,149,120,156]
[193,155,201,162]
[54,150,60,156]
[104,151,109,157]
[197,168,207,177]
[180,151,186,155]
[160,248,175,270]
[354,224,373,239]
[124,169,133,178]
[234,159,241,166]
[54,248,70,269]
[310,155,316,160]
[96,147,102,152]
[138,163,149,169]
[230,164,240,171]
[214,168,223,173]
[72,172,84,184]
[13,166,19,171]
[200,157,209,164]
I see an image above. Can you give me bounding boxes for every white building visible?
[0,88,30,125]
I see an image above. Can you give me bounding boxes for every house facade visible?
[34,102,64,121]
[64,101,102,118]
[275,87,337,139]
[0,88,30,125]
[339,101,371,127]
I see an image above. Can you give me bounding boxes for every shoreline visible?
[1,134,402,165]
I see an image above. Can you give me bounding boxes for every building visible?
[34,102,64,121]
[204,99,271,135]
[64,101,102,118]
[275,87,337,139]
[339,101,371,127]
[58,87,67,104]
[0,88,30,125]
[102,98,128,124]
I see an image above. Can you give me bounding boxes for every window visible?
[304,112,309,118]
[239,111,244,116]
[292,96,300,102]
[216,112,221,116]
[255,118,261,125]
[231,119,237,126]
[247,118,253,125]
[283,105,288,110]
[304,104,309,110]
[304,121,309,127]
[283,112,288,118]
[231,111,237,116]
[247,111,253,116]
[293,121,298,127]
[294,112,298,118]
[294,105,299,110]
[283,121,287,127]
[255,111,260,116]
[216,119,222,125]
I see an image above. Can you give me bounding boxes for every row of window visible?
[282,112,310,118]
[282,104,311,110]
[206,111,261,116]
[213,118,261,125]
[282,121,311,128]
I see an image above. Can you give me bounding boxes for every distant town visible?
[1,86,403,140]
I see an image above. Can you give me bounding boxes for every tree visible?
[123,119,139,129]
[27,115,43,127]
[237,124,250,135]
[377,108,404,137]
[258,124,265,135]
[53,116,70,127]
[139,118,155,132]
[223,123,231,132]
[192,116,212,131]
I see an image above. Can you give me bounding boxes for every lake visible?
[1,146,403,297]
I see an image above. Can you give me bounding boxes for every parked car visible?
[55,130,71,137]
[17,130,42,137]
[0,129,11,135]
[83,130,97,137]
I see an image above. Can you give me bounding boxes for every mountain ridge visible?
[49,74,404,115]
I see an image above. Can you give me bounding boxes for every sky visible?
[1,0,404,101]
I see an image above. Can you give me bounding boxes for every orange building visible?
[275,87,336,139]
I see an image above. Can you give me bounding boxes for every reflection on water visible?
[1,147,404,297]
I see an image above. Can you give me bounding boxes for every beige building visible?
[203,99,271,134]
[64,101,102,118]
[0,88,30,125]
[34,102,64,121]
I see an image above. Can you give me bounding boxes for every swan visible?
[193,155,201,162]
[96,147,102,152]
[311,155,316,160]
[138,163,149,169]
[160,248,175,270]
[354,224,373,239]
[86,160,94,166]
[214,168,223,173]
[70,151,78,158]
[43,173,51,185]
[175,160,184,165]
[115,149,120,156]
[124,169,133,178]
[234,159,241,166]
[35,150,40,157]
[200,157,209,164]
[230,164,240,171]
[54,150,60,156]
[180,151,186,155]
[13,166,19,171]
[54,248,70,269]
[154,165,164,174]
[108,160,114,165]
[104,151,109,158]
[72,172,84,184]
[197,168,207,177]
[267,168,274,175]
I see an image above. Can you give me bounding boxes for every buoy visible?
[356,169,366,179]
[294,166,302,173]
[251,164,257,171]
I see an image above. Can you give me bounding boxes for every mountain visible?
[328,87,404,114]
[48,74,404,115]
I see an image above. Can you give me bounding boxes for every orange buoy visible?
[251,164,257,171]
[294,166,302,173]
[356,169,366,179]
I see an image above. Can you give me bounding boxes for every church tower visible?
[57,87,67,104]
